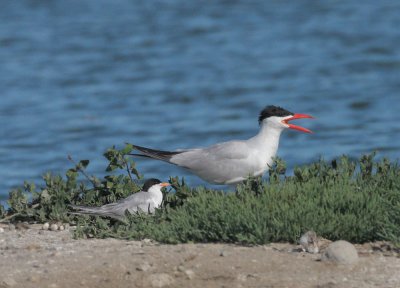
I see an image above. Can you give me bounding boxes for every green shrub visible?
[1,147,399,245]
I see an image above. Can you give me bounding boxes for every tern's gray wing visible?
[169,141,259,184]
[70,192,159,220]
[115,191,159,214]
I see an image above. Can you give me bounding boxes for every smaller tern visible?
[130,105,314,185]
[69,179,170,221]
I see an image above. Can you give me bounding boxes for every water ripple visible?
[1,0,400,199]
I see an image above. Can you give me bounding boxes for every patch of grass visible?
[1,147,399,245]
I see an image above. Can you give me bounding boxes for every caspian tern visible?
[69,179,170,220]
[129,105,313,185]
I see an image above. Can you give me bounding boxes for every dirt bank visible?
[1,224,399,288]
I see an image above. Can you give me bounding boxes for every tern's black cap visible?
[142,178,162,191]
[258,105,293,124]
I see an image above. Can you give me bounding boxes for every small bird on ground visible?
[69,178,170,221]
[129,105,314,185]
[299,230,319,254]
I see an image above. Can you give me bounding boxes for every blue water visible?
[1,0,400,200]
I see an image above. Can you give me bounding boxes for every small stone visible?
[184,269,195,280]
[321,240,359,265]
[0,227,4,233]
[119,264,127,272]
[28,275,40,283]
[42,223,50,230]
[16,222,30,230]
[58,225,65,231]
[136,262,151,272]
[1,277,17,287]
[50,251,62,257]
[26,244,41,251]
[177,265,185,272]
[50,224,58,231]
[299,231,319,254]
[237,274,248,282]
[149,273,175,288]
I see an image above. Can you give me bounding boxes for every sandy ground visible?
[0,223,399,288]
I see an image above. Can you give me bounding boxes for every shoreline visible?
[1,224,399,288]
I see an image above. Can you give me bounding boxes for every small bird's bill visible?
[282,113,314,133]
[160,182,171,187]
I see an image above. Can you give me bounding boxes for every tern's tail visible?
[129,144,183,162]
[68,204,123,220]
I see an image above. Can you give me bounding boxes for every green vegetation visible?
[1,145,399,245]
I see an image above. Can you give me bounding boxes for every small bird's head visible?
[142,178,170,192]
[258,105,314,133]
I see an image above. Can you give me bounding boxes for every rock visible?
[1,277,17,287]
[149,273,175,288]
[0,227,4,233]
[299,231,319,254]
[59,225,65,231]
[42,223,50,230]
[50,251,62,257]
[16,222,30,230]
[28,275,40,283]
[321,240,359,265]
[136,262,152,272]
[50,224,58,231]
[184,269,195,280]
[237,274,248,282]
[26,244,41,251]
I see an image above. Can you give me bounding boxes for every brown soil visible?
[1,224,399,288]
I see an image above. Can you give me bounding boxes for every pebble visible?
[0,227,4,233]
[16,222,30,230]
[28,275,40,283]
[42,223,50,230]
[136,262,152,272]
[59,225,65,231]
[184,269,195,280]
[237,274,248,282]
[50,251,62,257]
[50,224,58,231]
[321,240,359,265]
[141,238,153,246]
[26,244,41,251]
[149,273,175,288]
[1,277,17,287]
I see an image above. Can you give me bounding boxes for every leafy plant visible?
[2,144,142,223]
[1,150,399,246]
